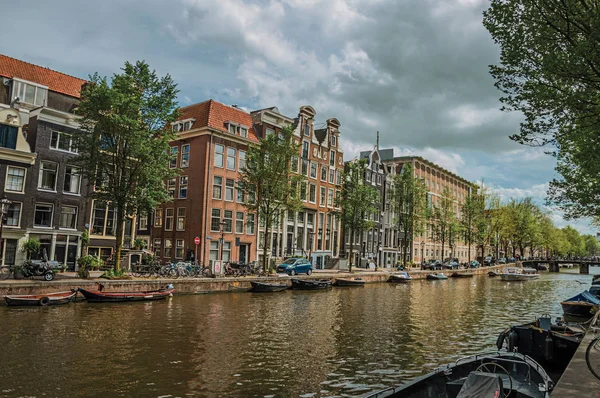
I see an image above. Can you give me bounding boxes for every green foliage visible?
[238,125,304,272]
[101,268,129,279]
[390,164,427,266]
[584,234,600,256]
[20,238,40,260]
[77,255,103,270]
[429,186,458,260]
[75,60,179,272]
[142,252,157,265]
[133,237,147,250]
[460,187,487,262]
[335,159,380,272]
[484,1,600,219]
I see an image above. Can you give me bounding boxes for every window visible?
[154,208,163,227]
[266,128,275,137]
[222,241,231,262]
[179,176,188,199]
[181,144,190,168]
[225,179,234,201]
[211,209,221,232]
[320,187,326,207]
[301,159,309,176]
[63,166,81,194]
[291,155,299,173]
[214,144,224,167]
[139,213,148,230]
[239,150,246,171]
[328,189,334,207]
[169,147,178,168]
[223,210,233,232]
[154,239,161,257]
[302,141,309,158]
[4,203,21,227]
[38,161,57,191]
[310,162,317,178]
[228,123,237,134]
[5,167,25,193]
[239,127,248,138]
[0,124,17,150]
[335,190,341,207]
[50,131,77,153]
[300,183,307,201]
[377,174,382,185]
[34,203,53,227]
[329,169,335,184]
[176,239,185,258]
[304,123,310,136]
[321,166,327,181]
[164,239,172,258]
[366,172,372,182]
[330,151,335,166]
[227,148,236,170]
[236,184,245,203]
[331,135,336,147]
[213,176,223,199]
[336,170,342,185]
[167,178,176,198]
[307,213,314,226]
[13,79,47,106]
[177,208,186,231]
[236,212,244,233]
[209,241,219,262]
[165,208,174,231]
[246,214,255,234]
[309,184,316,203]
[59,205,77,229]
[183,121,192,131]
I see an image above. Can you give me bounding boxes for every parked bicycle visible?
[586,328,600,380]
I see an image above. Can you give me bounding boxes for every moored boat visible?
[4,290,77,306]
[499,267,540,281]
[291,279,332,290]
[451,272,473,278]
[250,281,288,292]
[364,351,553,398]
[488,271,499,277]
[560,290,600,318]
[389,272,412,283]
[496,315,584,375]
[78,284,174,303]
[334,278,365,287]
[426,273,448,280]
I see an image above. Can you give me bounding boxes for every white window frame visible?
[177,208,186,231]
[181,144,190,168]
[5,166,26,194]
[165,208,174,231]
[179,176,188,199]
[4,202,22,228]
[59,205,78,230]
[226,147,236,170]
[12,78,48,107]
[214,144,224,168]
[38,161,58,192]
[63,165,81,195]
[34,203,54,228]
[50,131,78,154]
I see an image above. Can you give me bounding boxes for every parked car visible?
[444,260,460,269]
[498,257,507,264]
[276,257,313,275]
[484,256,493,266]
[507,257,516,263]
[469,260,481,268]
[422,260,443,270]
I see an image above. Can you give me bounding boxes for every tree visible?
[562,226,584,257]
[460,188,486,263]
[238,126,304,273]
[336,159,380,272]
[76,61,179,272]
[484,1,600,219]
[390,164,427,266]
[431,187,457,261]
[584,234,600,256]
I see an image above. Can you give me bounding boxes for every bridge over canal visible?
[521,259,600,274]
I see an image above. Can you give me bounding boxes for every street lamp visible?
[0,195,12,262]
[219,219,227,262]
[307,230,314,264]
[420,241,425,266]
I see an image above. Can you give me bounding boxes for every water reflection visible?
[0,269,594,397]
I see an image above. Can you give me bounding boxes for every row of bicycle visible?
[129,261,266,278]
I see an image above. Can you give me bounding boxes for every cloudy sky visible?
[2,0,594,233]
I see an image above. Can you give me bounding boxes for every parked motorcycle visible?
[22,260,55,281]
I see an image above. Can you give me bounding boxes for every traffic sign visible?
[194,236,200,245]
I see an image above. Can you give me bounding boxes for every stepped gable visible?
[0,54,86,98]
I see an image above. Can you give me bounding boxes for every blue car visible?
[276,258,313,275]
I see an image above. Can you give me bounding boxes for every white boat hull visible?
[499,274,540,281]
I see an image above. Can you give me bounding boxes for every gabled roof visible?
[0,54,86,98]
[314,128,327,144]
[177,99,258,143]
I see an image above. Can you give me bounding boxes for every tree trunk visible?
[441,230,445,261]
[263,214,271,273]
[348,229,354,273]
[114,206,125,273]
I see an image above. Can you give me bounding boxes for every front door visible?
[67,245,77,268]
[239,244,247,264]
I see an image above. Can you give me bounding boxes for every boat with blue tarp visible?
[560,290,600,318]
[389,272,412,283]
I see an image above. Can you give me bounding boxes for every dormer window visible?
[226,122,250,138]
[240,126,248,138]
[266,128,275,137]
[172,119,195,132]
[304,123,310,136]
[12,79,47,107]
[228,123,237,134]
[330,134,336,147]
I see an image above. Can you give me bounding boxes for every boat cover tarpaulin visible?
[457,372,503,398]
[564,290,600,305]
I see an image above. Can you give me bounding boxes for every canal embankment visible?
[0,263,508,298]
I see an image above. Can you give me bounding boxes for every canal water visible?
[0,270,595,398]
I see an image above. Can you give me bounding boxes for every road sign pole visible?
[194,236,200,264]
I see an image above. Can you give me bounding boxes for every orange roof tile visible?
[178,99,258,143]
[0,54,86,98]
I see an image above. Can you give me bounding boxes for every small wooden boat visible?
[497,315,584,374]
[250,281,288,292]
[499,267,540,281]
[334,278,365,287]
[537,264,549,271]
[365,352,553,398]
[3,290,77,306]
[389,272,412,283]
[291,279,332,290]
[451,272,474,278]
[78,284,174,303]
[560,290,600,318]
[488,271,499,277]
[426,273,448,280]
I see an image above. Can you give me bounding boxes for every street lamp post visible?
[420,241,425,267]
[219,219,227,262]
[0,195,12,262]
[307,231,314,264]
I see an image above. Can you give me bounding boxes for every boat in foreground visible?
[389,272,412,283]
[333,278,365,287]
[4,290,77,306]
[365,351,553,398]
[291,279,332,290]
[78,284,174,303]
[496,315,584,375]
[451,272,473,278]
[488,271,499,277]
[250,281,288,292]
[427,273,448,280]
[499,267,540,281]
[560,290,600,318]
